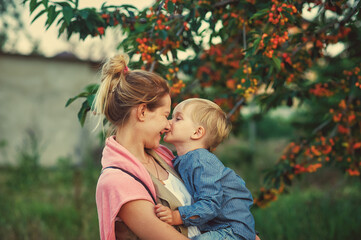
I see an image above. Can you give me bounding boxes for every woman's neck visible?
[115,127,148,162]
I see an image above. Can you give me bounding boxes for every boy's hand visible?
[155,204,182,225]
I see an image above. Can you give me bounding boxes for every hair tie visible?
[124,65,129,74]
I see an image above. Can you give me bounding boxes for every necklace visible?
[151,157,165,185]
[144,154,165,185]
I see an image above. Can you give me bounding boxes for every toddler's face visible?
[163,104,198,145]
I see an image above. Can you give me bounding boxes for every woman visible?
[93,54,199,239]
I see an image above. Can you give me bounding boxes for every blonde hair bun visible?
[102,54,130,77]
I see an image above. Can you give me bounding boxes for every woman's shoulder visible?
[96,169,154,204]
[154,144,175,163]
[97,169,135,190]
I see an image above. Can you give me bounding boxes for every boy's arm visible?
[177,157,224,227]
[155,204,182,225]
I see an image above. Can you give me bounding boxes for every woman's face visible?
[143,94,171,149]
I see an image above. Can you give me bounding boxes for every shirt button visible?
[182,215,186,218]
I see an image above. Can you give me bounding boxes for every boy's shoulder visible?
[186,148,223,166]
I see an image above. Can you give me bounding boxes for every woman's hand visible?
[155,204,183,225]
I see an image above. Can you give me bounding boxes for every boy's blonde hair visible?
[175,98,232,150]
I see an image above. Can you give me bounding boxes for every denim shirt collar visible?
[172,148,208,167]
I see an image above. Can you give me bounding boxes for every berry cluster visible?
[344,67,361,89]
[254,186,284,208]
[268,0,297,26]
[170,79,185,95]
[154,13,170,31]
[136,38,158,62]
[309,83,334,97]
[259,31,289,58]
[293,163,322,175]
[235,77,258,98]
[198,0,210,5]
[222,11,246,28]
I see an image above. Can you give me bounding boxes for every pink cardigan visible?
[96,136,175,240]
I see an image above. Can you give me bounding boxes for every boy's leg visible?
[191,227,239,240]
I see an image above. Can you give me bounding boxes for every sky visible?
[13,0,151,61]
[8,0,345,60]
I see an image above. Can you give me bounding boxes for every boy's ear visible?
[191,126,206,140]
[136,103,147,121]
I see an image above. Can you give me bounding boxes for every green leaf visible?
[85,20,95,32]
[46,5,59,28]
[54,1,72,8]
[65,92,88,107]
[65,96,77,107]
[30,0,38,13]
[133,23,147,33]
[58,20,67,37]
[168,2,175,12]
[159,30,168,40]
[252,37,261,54]
[62,6,73,25]
[31,9,46,23]
[271,56,281,72]
[78,9,90,19]
[42,0,48,8]
[85,84,99,93]
[77,101,89,126]
[87,94,95,110]
[250,8,268,20]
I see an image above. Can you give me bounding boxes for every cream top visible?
[163,172,201,238]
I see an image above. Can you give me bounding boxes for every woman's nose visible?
[164,119,171,132]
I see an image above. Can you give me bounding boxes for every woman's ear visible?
[191,126,206,140]
[136,103,147,121]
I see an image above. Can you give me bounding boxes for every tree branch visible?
[227,98,244,119]
[340,0,361,25]
[213,0,238,8]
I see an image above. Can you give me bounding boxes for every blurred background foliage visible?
[1,114,360,239]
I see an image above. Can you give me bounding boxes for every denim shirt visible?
[174,148,256,240]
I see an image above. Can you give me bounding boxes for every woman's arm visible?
[119,200,189,240]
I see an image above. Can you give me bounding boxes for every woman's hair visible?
[93,54,170,131]
[175,98,232,150]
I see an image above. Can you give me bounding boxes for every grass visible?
[0,162,100,240]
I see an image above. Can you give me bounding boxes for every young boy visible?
[155,98,257,240]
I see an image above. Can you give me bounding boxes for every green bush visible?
[242,113,295,140]
[253,182,361,240]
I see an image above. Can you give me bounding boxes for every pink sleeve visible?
[96,170,154,240]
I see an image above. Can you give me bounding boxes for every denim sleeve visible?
[177,158,224,227]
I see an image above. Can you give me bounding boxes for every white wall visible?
[0,53,102,166]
